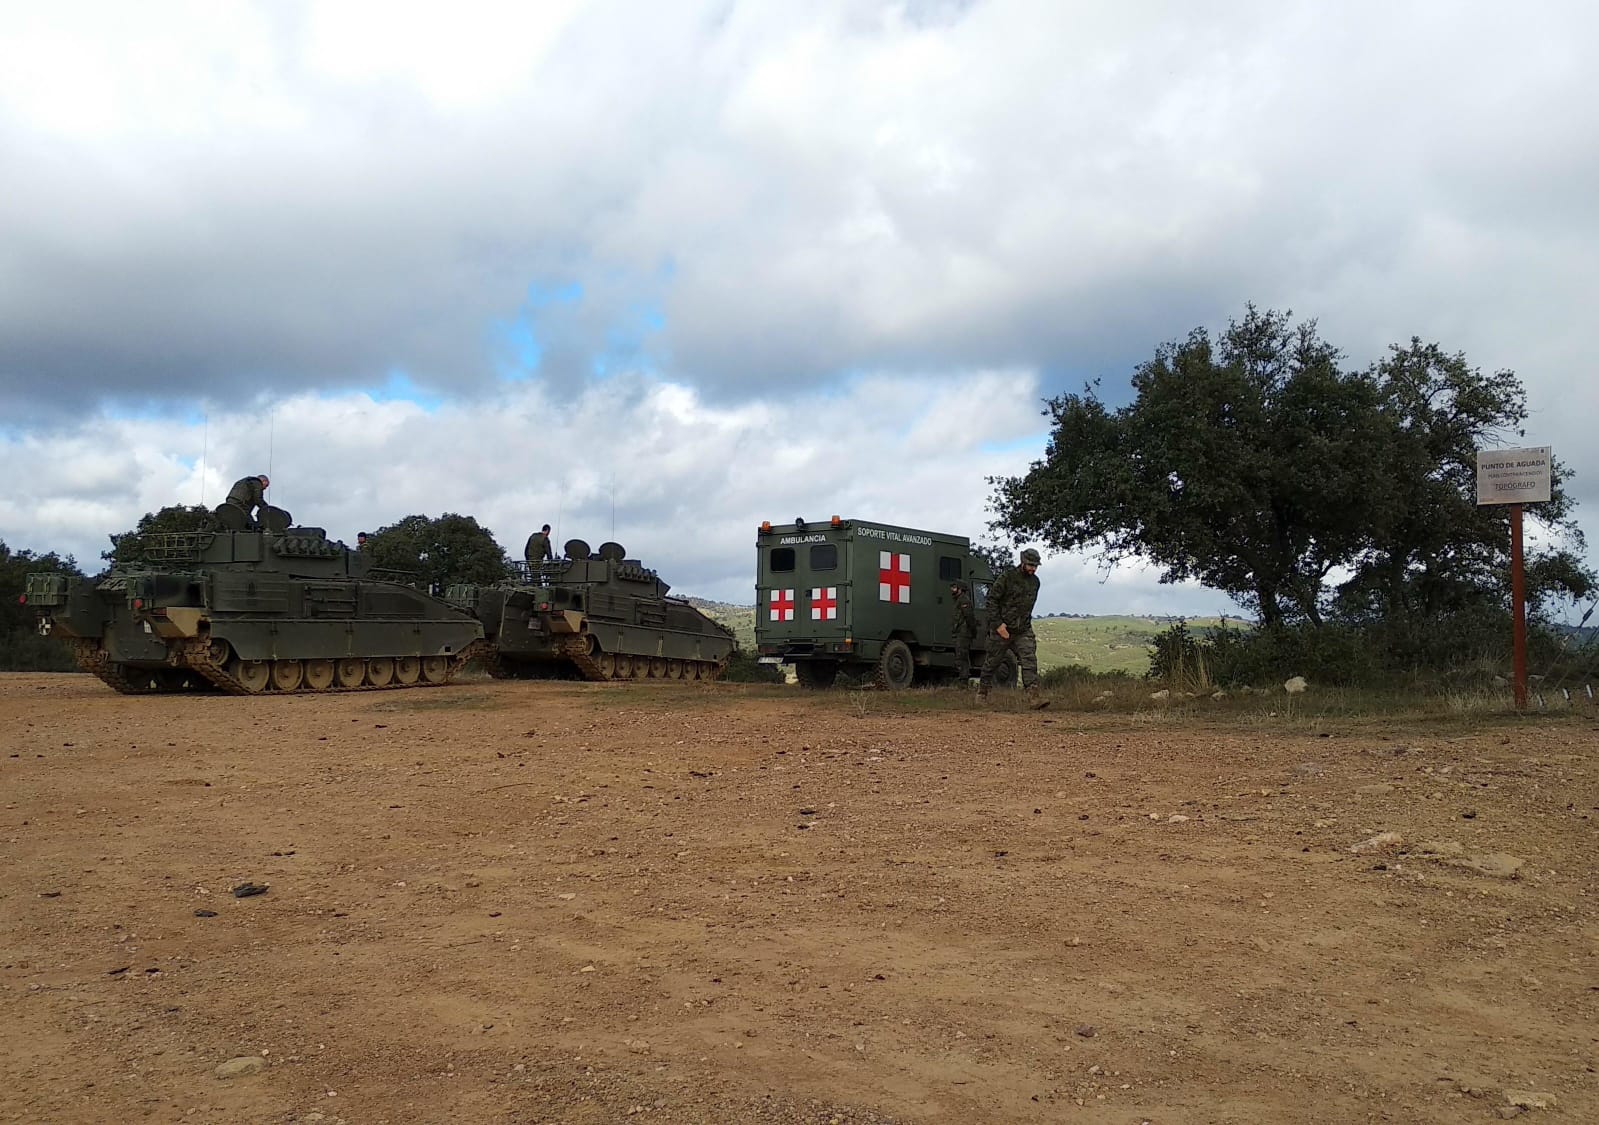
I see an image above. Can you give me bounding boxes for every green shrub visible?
[1147,621,1211,692]
[721,649,784,683]
[1038,663,1098,689]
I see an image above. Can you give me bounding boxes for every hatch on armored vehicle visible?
[753,516,1017,689]
[449,539,734,681]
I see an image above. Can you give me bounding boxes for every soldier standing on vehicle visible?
[978,547,1049,709]
[224,474,270,529]
[950,581,977,681]
[524,524,554,571]
[357,531,370,551]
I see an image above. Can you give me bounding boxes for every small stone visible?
[214,1055,266,1079]
[558,893,576,901]
[1283,676,1308,694]
[1504,1090,1556,1109]
[1348,831,1403,854]
[1461,853,1525,879]
[1149,690,1170,701]
[1075,1025,1096,1038]
[1166,814,1189,824]
[194,909,218,918]
[579,964,596,973]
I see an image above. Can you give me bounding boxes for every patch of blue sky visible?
[367,370,445,412]
[492,319,542,381]
[979,432,1050,456]
[492,280,586,382]
[590,299,669,381]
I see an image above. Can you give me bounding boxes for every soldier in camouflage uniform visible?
[950,581,977,680]
[224,474,270,529]
[978,547,1049,709]
[524,524,554,573]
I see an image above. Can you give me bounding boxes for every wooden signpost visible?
[1475,446,1552,709]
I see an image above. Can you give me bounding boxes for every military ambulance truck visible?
[754,516,1019,689]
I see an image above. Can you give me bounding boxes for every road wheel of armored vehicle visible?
[394,656,421,685]
[797,660,840,689]
[335,658,366,688]
[666,658,684,679]
[421,656,449,684]
[303,659,335,691]
[207,639,232,667]
[271,660,305,691]
[232,659,271,693]
[648,657,667,678]
[367,657,395,687]
[875,640,915,691]
[597,652,618,678]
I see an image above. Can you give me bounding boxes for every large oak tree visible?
[990,306,1590,628]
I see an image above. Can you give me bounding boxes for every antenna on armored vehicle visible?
[199,411,209,507]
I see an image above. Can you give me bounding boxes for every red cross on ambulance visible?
[878,552,911,603]
[769,588,795,621]
[810,587,838,620]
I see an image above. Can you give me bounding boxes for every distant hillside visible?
[683,598,758,652]
[681,600,1244,676]
[1032,615,1240,676]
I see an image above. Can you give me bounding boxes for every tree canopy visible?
[365,513,511,592]
[990,306,1591,631]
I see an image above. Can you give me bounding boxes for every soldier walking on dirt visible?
[224,474,270,529]
[524,524,553,571]
[978,547,1049,709]
[950,582,976,680]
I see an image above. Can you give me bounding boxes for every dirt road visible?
[2,673,1595,1123]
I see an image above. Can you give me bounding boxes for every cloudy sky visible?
[2,0,1595,615]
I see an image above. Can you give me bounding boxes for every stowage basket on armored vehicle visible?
[22,520,484,695]
[447,539,735,681]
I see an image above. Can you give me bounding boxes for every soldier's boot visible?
[1026,686,1051,710]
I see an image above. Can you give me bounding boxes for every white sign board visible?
[1476,446,1551,505]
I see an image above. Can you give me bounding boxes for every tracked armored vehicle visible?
[23,520,484,695]
[448,539,735,681]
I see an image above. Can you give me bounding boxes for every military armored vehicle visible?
[22,519,484,695]
[753,516,1018,689]
[448,539,735,681]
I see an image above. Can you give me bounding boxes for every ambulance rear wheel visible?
[796,660,840,689]
[874,641,914,691]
